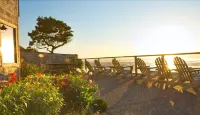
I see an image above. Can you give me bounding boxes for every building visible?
[0,0,20,77]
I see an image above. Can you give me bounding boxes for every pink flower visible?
[8,72,17,85]
[28,85,32,89]
[61,81,66,85]
[36,73,42,77]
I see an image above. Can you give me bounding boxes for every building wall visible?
[0,0,20,77]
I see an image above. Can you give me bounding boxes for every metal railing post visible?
[134,56,138,77]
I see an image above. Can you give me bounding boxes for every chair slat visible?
[112,58,124,74]
[85,60,94,73]
[137,58,150,77]
[174,57,193,82]
[155,57,172,81]
[94,60,103,72]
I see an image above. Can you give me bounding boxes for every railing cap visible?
[81,52,200,60]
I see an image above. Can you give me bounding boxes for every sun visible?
[136,24,197,69]
[165,56,176,69]
[139,25,195,55]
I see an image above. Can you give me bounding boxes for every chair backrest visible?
[174,57,193,82]
[94,60,103,72]
[85,60,94,72]
[155,57,172,81]
[136,58,150,77]
[112,58,123,74]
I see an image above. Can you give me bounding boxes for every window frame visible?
[0,20,18,66]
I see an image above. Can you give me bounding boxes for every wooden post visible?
[161,55,165,65]
[134,56,138,77]
[85,59,87,71]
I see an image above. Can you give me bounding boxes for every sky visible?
[19,0,200,58]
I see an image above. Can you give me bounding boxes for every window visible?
[1,25,16,63]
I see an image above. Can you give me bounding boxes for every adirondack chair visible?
[85,60,96,76]
[173,57,200,90]
[94,60,111,74]
[112,58,133,76]
[154,57,178,87]
[136,58,158,83]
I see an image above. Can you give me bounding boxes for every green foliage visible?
[53,74,99,114]
[24,75,64,115]
[91,98,108,113]
[20,61,45,78]
[0,83,29,115]
[26,46,38,52]
[73,59,84,69]
[64,58,83,74]
[28,16,73,53]
[0,72,107,115]
[20,46,38,52]
[0,74,64,115]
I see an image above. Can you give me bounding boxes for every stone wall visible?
[0,0,18,25]
[21,51,78,72]
[21,52,78,65]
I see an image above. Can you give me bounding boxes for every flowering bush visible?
[0,73,64,115]
[0,83,28,115]
[23,74,64,115]
[0,72,107,115]
[20,61,45,78]
[53,74,99,114]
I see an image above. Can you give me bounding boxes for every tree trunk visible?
[50,49,54,54]
[51,47,55,54]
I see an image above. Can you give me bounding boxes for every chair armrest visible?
[121,66,133,68]
[148,67,157,69]
[95,66,105,68]
[105,66,115,68]
[189,68,200,70]
[190,69,200,72]
[170,68,177,71]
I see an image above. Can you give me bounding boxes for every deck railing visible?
[82,52,200,77]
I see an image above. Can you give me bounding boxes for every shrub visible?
[53,74,99,114]
[0,74,64,115]
[0,83,28,115]
[91,98,108,113]
[20,61,45,78]
[0,72,107,115]
[24,74,64,115]
[73,59,84,69]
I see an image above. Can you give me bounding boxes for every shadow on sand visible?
[93,75,200,115]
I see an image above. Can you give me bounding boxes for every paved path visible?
[93,75,200,115]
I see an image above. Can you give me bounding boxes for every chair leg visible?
[142,74,158,84]
[182,84,194,90]
[142,77,150,84]
[187,80,200,91]
[167,78,180,88]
